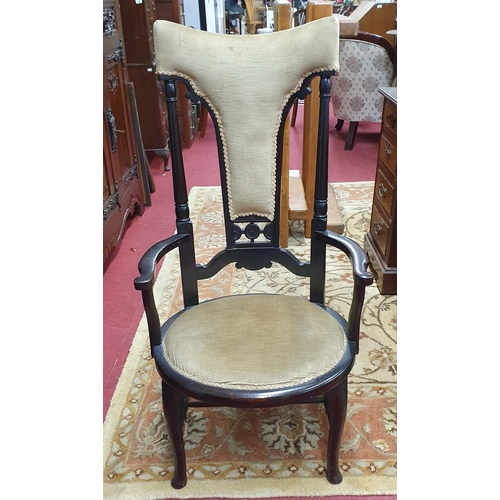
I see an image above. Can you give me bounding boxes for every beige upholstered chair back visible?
[331,38,394,123]
[153,17,340,221]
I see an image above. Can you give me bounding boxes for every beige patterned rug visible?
[103,182,397,499]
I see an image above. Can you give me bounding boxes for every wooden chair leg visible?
[197,106,208,139]
[335,118,344,131]
[162,381,188,489]
[324,378,348,485]
[344,121,358,150]
[291,99,298,127]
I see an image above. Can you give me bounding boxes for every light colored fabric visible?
[153,17,340,221]
[331,39,394,123]
[162,294,347,390]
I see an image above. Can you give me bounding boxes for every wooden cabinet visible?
[350,1,397,47]
[103,0,146,263]
[155,0,186,25]
[119,0,194,153]
[358,2,397,46]
[364,87,397,294]
[118,0,170,168]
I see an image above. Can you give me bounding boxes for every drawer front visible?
[374,166,395,218]
[382,100,397,138]
[379,134,397,177]
[370,203,392,257]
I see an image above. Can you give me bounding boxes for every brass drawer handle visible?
[385,147,392,159]
[386,113,396,128]
[378,183,388,198]
[374,221,383,235]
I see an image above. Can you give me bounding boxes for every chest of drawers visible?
[364,87,397,294]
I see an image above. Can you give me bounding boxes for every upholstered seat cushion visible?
[162,294,347,391]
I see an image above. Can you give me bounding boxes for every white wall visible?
[184,1,225,33]
[184,2,201,30]
[205,0,217,32]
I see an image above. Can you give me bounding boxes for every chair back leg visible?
[344,121,359,150]
[291,98,299,127]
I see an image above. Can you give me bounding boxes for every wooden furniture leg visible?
[161,381,188,489]
[291,98,299,127]
[155,148,170,172]
[324,378,348,485]
[197,105,208,139]
[280,113,292,247]
[274,0,293,247]
[344,121,359,150]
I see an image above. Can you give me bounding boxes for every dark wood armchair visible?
[134,17,373,490]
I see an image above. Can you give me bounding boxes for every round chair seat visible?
[161,294,348,391]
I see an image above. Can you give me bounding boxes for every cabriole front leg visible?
[161,381,188,489]
[324,378,348,484]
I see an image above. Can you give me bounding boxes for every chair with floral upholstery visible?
[331,32,395,150]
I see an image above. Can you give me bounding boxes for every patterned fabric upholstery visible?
[331,39,394,123]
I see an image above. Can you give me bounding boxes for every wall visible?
[184,1,201,29]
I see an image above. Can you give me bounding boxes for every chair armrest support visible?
[134,234,189,291]
[314,230,373,286]
[134,234,189,354]
[314,230,373,353]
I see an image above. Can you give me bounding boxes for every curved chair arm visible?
[351,31,395,68]
[315,230,373,353]
[134,234,189,291]
[134,234,189,354]
[314,230,373,286]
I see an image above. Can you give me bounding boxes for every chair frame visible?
[290,7,307,127]
[333,31,395,150]
[244,0,266,34]
[134,52,373,489]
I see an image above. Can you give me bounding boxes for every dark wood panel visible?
[155,0,184,25]
[127,64,168,150]
[358,2,397,46]
[364,232,397,295]
[382,97,397,139]
[175,81,194,149]
[118,0,154,63]
[104,0,146,263]
[379,134,396,177]
[373,165,395,220]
